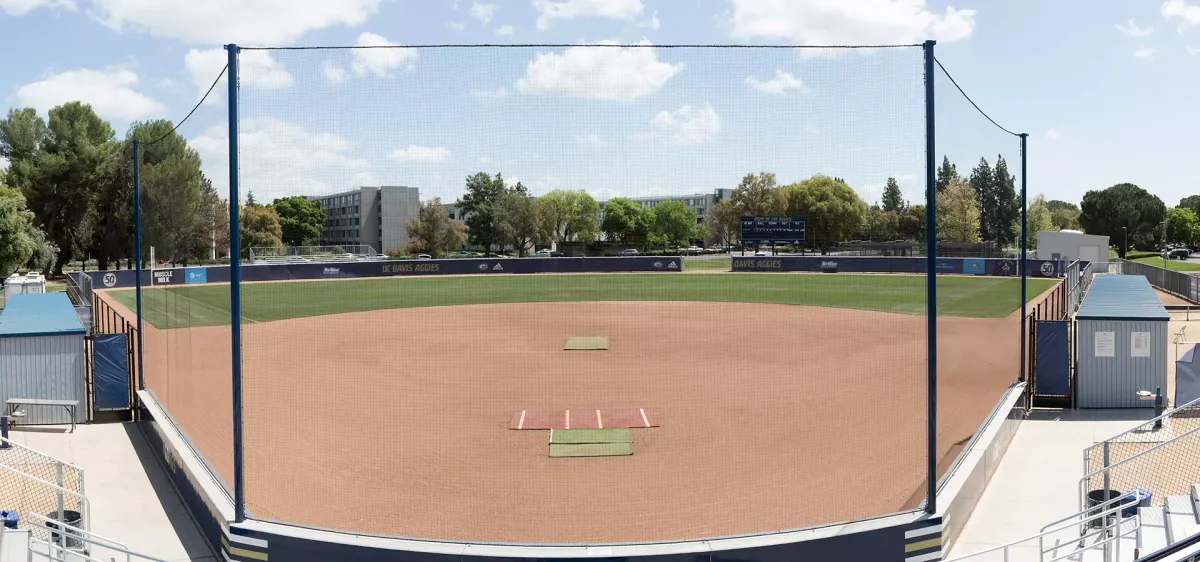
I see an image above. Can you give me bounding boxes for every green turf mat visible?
[549,442,633,458]
[550,428,633,444]
[564,336,608,350]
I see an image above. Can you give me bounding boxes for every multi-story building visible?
[306,186,420,254]
[600,189,734,227]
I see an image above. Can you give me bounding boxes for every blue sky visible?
[2,0,1198,209]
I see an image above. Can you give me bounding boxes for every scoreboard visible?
[740,216,806,244]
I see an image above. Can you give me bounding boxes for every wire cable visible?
[933,57,1020,137]
[144,64,227,146]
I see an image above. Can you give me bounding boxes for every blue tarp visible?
[1035,321,1071,397]
[93,334,130,410]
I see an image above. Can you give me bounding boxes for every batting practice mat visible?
[510,409,660,430]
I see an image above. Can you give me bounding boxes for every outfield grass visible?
[1132,255,1200,272]
[109,274,1057,329]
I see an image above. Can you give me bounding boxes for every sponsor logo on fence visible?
[185,267,207,284]
[478,263,489,271]
[1040,262,1055,277]
[653,261,663,269]
[323,267,340,275]
[383,263,439,273]
[103,272,117,287]
[153,270,173,284]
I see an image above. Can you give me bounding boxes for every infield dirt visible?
[100,291,1038,543]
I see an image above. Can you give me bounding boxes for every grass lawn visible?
[1131,256,1200,272]
[109,274,1057,329]
[682,257,732,270]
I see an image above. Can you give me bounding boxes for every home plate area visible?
[510,409,659,458]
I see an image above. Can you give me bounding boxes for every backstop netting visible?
[931,56,1033,496]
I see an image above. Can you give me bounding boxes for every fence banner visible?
[732,256,1064,277]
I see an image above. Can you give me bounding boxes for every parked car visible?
[416,254,432,260]
[549,251,564,257]
[754,250,768,256]
[1167,248,1191,260]
[619,249,639,256]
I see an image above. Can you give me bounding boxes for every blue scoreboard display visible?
[740,216,806,244]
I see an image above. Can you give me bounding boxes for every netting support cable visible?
[1019,133,1029,384]
[132,140,144,392]
[225,43,246,524]
[923,39,939,516]
[144,64,227,147]
[933,57,1019,138]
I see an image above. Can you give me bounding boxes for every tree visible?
[497,192,540,256]
[1167,207,1200,248]
[935,156,958,193]
[707,199,740,247]
[245,191,259,207]
[601,197,648,245]
[458,172,508,253]
[1026,195,1053,249]
[731,172,785,216]
[1046,200,1080,214]
[188,179,229,261]
[968,157,996,241]
[937,178,981,243]
[239,205,283,258]
[881,177,905,212]
[862,207,901,242]
[992,155,1020,246]
[651,200,698,247]
[899,204,927,243]
[782,175,867,251]
[1079,183,1166,257]
[404,198,468,257]
[272,196,325,247]
[0,186,37,276]
[539,190,600,246]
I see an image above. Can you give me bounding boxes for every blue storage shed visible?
[0,293,87,425]
[1076,275,1170,408]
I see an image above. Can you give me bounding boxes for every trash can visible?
[0,510,17,529]
[1086,489,1121,528]
[44,510,83,548]
[1122,488,1153,517]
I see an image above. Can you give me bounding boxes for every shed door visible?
[1034,321,1072,400]
[1079,245,1102,265]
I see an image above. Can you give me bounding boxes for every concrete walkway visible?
[946,409,1157,561]
[4,422,215,561]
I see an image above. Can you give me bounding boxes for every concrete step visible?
[1140,506,1170,554]
[1167,495,1200,544]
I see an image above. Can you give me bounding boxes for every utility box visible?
[3,272,46,302]
[1076,275,1169,408]
[1037,231,1110,264]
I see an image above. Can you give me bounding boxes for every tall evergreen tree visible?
[968,157,996,241]
[881,177,905,212]
[936,156,958,193]
[992,155,1020,247]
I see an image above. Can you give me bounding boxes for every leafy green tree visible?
[881,177,905,212]
[1079,183,1166,257]
[707,199,740,247]
[458,172,508,253]
[601,197,648,245]
[539,190,600,246]
[968,157,996,240]
[245,191,259,207]
[239,204,283,259]
[937,178,982,243]
[497,192,540,256]
[1167,207,1200,248]
[1048,200,1081,231]
[0,108,48,163]
[862,206,901,241]
[651,200,698,247]
[404,198,467,257]
[900,204,927,243]
[992,156,1020,246]
[1026,194,1053,249]
[782,175,867,251]
[1046,200,1080,214]
[731,172,785,216]
[935,155,958,193]
[0,187,37,276]
[188,179,229,261]
[272,196,326,247]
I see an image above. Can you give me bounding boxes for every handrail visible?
[0,463,90,534]
[944,490,1141,561]
[1080,423,1200,515]
[25,512,167,561]
[1085,395,1200,458]
[0,435,87,475]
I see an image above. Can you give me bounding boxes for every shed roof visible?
[0,293,87,337]
[1076,275,1170,321]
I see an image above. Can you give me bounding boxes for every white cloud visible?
[744,70,803,95]
[190,118,375,202]
[1188,46,1200,54]
[468,1,496,23]
[89,0,381,44]
[649,104,721,144]
[643,10,660,30]
[1134,47,1158,60]
[575,133,612,148]
[447,19,467,30]
[495,24,514,35]
[1116,19,1154,37]
[1163,0,1200,31]
[728,0,975,45]
[322,60,345,82]
[184,48,292,104]
[533,0,644,30]
[352,32,418,77]
[1045,129,1062,140]
[0,0,73,16]
[389,146,451,164]
[16,66,164,121]
[516,40,681,101]
[478,156,491,164]
[470,87,508,97]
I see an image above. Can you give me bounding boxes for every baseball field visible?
[100,272,1055,543]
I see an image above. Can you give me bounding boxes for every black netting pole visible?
[923,39,938,515]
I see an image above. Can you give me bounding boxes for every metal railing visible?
[1083,396,1200,504]
[249,244,381,263]
[1118,259,1200,303]
[0,463,89,536]
[0,436,85,506]
[944,489,1144,561]
[1080,423,1200,518]
[25,512,167,562]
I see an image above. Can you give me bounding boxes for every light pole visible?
[1122,226,1128,259]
